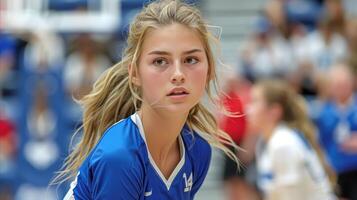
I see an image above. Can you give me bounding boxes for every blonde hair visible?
[53,0,238,184]
[257,79,336,185]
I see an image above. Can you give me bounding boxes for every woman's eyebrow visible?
[148,50,170,55]
[147,49,203,56]
[183,49,203,55]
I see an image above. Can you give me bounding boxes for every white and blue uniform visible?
[256,124,335,200]
[315,99,357,174]
[64,113,211,200]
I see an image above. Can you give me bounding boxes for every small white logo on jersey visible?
[144,189,152,197]
[183,173,193,192]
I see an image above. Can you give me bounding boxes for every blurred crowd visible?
[0,0,357,200]
[0,30,117,200]
[218,0,357,200]
[0,1,144,199]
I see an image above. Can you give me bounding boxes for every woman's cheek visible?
[191,66,208,93]
[140,69,167,100]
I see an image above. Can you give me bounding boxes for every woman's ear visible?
[128,64,141,86]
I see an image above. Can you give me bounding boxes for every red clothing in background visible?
[0,118,16,155]
[219,91,246,144]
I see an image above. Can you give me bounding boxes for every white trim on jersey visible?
[131,113,186,191]
[63,172,80,200]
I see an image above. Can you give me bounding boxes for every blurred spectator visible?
[240,15,295,81]
[23,30,65,73]
[285,0,322,31]
[264,0,287,38]
[305,71,331,121]
[219,76,247,146]
[291,12,348,96]
[0,33,20,200]
[324,0,346,35]
[288,22,308,65]
[285,20,312,94]
[63,33,110,99]
[0,33,16,98]
[315,63,357,200]
[27,81,58,167]
[0,106,17,200]
[218,76,260,200]
[345,17,357,78]
[303,13,347,72]
[16,80,60,200]
[256,0,348,97]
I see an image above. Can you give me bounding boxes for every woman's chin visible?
[157,103,193,115]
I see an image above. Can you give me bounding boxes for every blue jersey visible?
[315,98,357,173]
[63,113,212,200]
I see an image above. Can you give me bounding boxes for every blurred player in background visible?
[315,63,357,200]
[218,75,260,200]
[248,79,336,200]
[54,0,240,199]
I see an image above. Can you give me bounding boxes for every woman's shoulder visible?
[74,118,146,199]
[269,125,305,154]
[88,116,146,167]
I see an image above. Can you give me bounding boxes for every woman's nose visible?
[171,63,185,85]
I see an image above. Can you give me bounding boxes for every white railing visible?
[0,0,121,32]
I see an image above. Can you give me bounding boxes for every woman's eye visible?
[185,57,199,65]
[153,58,168,67]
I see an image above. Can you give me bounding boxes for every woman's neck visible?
[139,104,188,177]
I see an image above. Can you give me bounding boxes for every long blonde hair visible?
[53,0,238,184]
[257,79,336,184]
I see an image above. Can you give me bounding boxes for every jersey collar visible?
[130,113,186,190]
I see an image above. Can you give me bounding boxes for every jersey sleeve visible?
[89,148,144,200]
[190,135,212,198]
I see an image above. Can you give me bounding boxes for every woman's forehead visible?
[141,23,205,55]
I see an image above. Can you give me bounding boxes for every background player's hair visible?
[53,0,238,184]
[256,79,336,185]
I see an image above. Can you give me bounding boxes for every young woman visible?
[248,80,336,200]
[56,0,238,199]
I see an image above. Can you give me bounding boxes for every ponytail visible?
[53,57,139,184]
